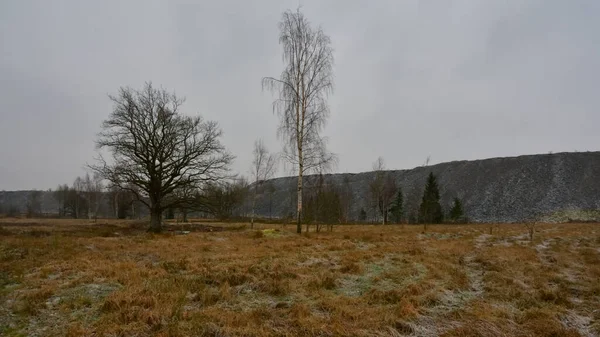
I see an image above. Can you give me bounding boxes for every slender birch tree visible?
[250,139,277,229]
[262,8,336,233]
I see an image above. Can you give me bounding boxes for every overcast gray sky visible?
[1,0,599,190]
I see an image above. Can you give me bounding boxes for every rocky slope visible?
[253,151,600,223]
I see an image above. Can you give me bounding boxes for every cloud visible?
[0,0,598,189]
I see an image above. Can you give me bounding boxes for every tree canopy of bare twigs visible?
[369,157,397,224]
[201,178,249,221]
[250,139,278,228]
[262,8,336,234]
[25,190,42,218]
[304,173,342,232]
[91,82,233,232]
[340,176,353,223]
[83,172,104,222]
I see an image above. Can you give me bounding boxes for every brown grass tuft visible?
[308,272,338,290]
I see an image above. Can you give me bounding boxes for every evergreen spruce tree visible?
[449,197,464,223]
[359,208,367,222]
[418,172,443,226]
[389,187,404,223]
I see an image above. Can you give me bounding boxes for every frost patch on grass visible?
[337,265,382,297]
[53,283,121,307]
[499,233,531,246]
[496,240,514,247]
[11,282,120,337]
[428,255,483,315]
[336,257,427,297]
[475,234,492,248]
[355,241,376,250]
[418,232,463,241]
[536,240,551,251]
[535,239,557,265]
[400,263,428,287]
[511,233,529,241]
[561,310,595,337]
[405,316,463,337]
[297,256,339,268]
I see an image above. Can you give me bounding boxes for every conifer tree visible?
[389,187,404,224]
[418,172,443,227]
[359,208,367,222]
[449,197,464,223]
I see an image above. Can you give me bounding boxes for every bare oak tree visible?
[262,8,336,234]
[92,83,233,232]
[250,139,278,228]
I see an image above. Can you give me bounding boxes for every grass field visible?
[0,219,599,337]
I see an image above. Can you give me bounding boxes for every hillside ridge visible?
[1,151,599,223]
[253,151,600,223]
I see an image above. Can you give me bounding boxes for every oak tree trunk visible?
[149,205,162,233]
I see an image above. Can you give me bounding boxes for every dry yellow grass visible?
[0,218,599,336]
